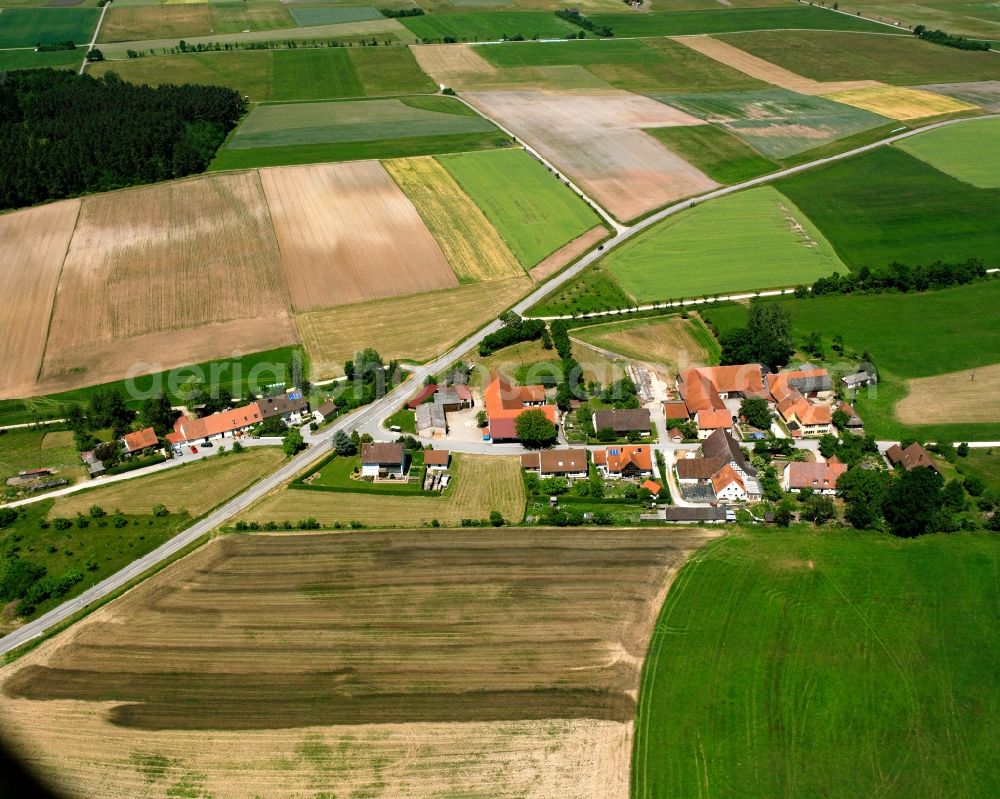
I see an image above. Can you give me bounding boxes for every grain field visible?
[260,161,458,311]
[896,363,1000,425]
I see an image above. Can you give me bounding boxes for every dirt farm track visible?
[0,528,716,799]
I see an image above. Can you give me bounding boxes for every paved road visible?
[1,112,994,657]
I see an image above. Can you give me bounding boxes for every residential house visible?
[592,408,651,437]
[166,403,263,449]
[483,371,557,443]
[696,409,734,439]
[842,370,877,390]
[520,448,588,479]
[593,445,653,479]
[701,428,762,500]
[313,400,337,423]
[415,402,447,437]
[257,391,309,426]
[121,427,158,456]
[767,368,833,403]
[712,465,748,503]
[885,442,940,473]
[783,459,848,494]
[361,442,407,479]
[776,395,833,437]
[424,450,451,471]
[677,364,766,415]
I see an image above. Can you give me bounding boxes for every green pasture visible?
[479,38,665,67]
[589,6,903,37]
[401,11,582,42]
[776,147,1000,270]
[656,88,890,159]
[633,529,1000,799]
[287,6,384,26]
[721,29,1000,85]
[602,186,844,301]
[437,148,603,268]
[955,449,1000,494]
[271,47,363,100]
[88,51,274,99]
[895,117,1000,188]
[0,47,83,71]
[646,125,779,184]
[0,8,101,47]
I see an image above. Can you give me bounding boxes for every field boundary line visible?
[34,199,83,386]
[81,0,110,75]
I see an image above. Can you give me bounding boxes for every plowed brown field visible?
[465,90,717,221]
[0,200,79,399]
[261,161,458,311]
[295,275,530,378]
[40,173,294,389]
[0,527,716,798]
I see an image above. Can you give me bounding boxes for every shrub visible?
[152,504,169,517]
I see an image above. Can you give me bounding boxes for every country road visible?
[1,111,994,658]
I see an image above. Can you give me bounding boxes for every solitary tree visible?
[883,467,944,537]
[333,429,356,456]
[282,427,304,456]
[739,397,772,430]
[837,467,890,530]
[515,409,558,449]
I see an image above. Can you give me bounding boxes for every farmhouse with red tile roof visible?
[483,371,557,443]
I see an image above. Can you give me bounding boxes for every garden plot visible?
[260,161,457,311]
[464,89,717,220]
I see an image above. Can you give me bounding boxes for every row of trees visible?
[913,25,991,51]
[478,313,548,356]
[800,259,988,299]
[555,10,615,37]
[1,70,245,210]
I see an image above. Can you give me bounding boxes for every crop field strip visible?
[717,29,1000,85]
[38,171,297,393]
[294,275,531,378]
[0,7,101,48]
[632,530,1000,799]
[918,80,1000,112]
[400,10,584,42]
[437,148,604,269]
[894,117,1000,187]
[654,88,892,159]
[821,85,978,120]
[385,156,523,283]
[260,160,458,311]
[0,527,716,797]
[645,125,779,184]
[464,89,718,221]
[601,185,845,301]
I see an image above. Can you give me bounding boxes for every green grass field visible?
[633,529,1000,799]
[270,47,364,100]
[702,282,1000,440]
[0,428,85,499]
[0,7,100,47]
[721,29,1000,85]
[955,450,1000,493]
[401,11,582,42]
[588,6,904,37]
[602,186,844,302]
[646,125,779,184]
[0,346,304,427]
[347,45,436,96]
[776,147,1000,270]
[480,38,667,67]
[0,47,83,71]
[437,149,602,268]
[288,6,384,26]
[528,266,634,317]
[656,88,890,159]
[211,96,503,168]
[895,117,1000,189]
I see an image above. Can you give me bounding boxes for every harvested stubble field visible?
[40,172,297,392]
[246,453,524,526]
[573,315,719,376]
[821,85,977,121]
[895,363,1000,425]
[384,156,523,282]
[602,186,844,301]
[51,447,286,518]
[294,276,531,377]
[0,526,715,798]
[918,80,1000,112]
[260,161,457,311]
[0,200,80,400]
[438,148,604,269]
[895,117,1000,188]
[718,29,1000,85]
[465,89,717,221]
[98,4,215,42]
[656,87,890,159]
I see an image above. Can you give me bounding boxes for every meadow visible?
[0,527,714,797]
[0,8,100,47]
[211,96,504,169]
[895,117,1000,188]
[602,186,844,302]
[720,29,1000,85]
[386,156,523,282]
[588,5,903,37]
[702,281,1000,440]
[0,48,83,71]
[0,428,85,499]
[438,148,603,268]
[657,88,890,159]
[294,276,531,378]
[646,125,779,184]
[776,147,1000,270]
[633,529,1000,799]
[271,45,435,101]
[401,10,582,41]
[851,0,1000,38]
